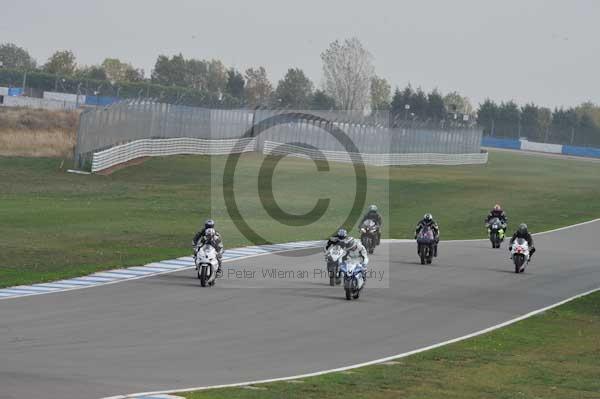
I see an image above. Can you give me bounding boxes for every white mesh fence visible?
[77,102,486,171]
[91,137,256,172]
[262,141,488,166]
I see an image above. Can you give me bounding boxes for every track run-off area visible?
[0,219,598,399]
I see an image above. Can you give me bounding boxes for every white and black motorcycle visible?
[360,219,379,254]
[325,244,345,286]
[340,259,365,300]
[194,244,219,287]
[510,238,530,273]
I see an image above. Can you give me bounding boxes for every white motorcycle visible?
[194,244,219,287]
[326,244,345,286]
[510,238,530,273]
[340,259,365,300]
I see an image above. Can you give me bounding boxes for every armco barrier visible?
[481,136,521,150]
[519,139,563,154]
[263,141,488,166]
[91,137,257,172]
[562,145,600,158]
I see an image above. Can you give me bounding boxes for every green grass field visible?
[182,290,600,399]
[1,150,599,288]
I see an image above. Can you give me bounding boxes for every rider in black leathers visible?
[193,219,216,247]
[325,228,350,250]
[485,204,508,228]
[360,205,383,245]
[415,213,440,257]
[193,219,224,276]
[509,223,536,259]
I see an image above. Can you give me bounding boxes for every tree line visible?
[0,42,336,109]
[1,41,599,146]
[478,100,600,147]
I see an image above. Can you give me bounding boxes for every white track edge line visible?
[2,218,598,302]
[0,246,322,301]
[383,217,600,243]
[108,286,600,399]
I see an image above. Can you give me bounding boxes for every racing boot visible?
[216,258,223,278]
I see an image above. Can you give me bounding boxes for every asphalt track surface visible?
[1,221,599,399]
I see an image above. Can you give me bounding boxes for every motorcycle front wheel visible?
[514,255,525,273]
[200,265,208,287]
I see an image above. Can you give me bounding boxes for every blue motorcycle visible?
[340,260,365,300]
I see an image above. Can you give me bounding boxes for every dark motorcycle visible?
[360,219,379,254]
[487,217,506,249]
[416,226,436,265]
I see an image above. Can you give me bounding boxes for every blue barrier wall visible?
[8,87,23,96]
[562,145,600,158]
[481,136,521,150]
[85,96,119,106]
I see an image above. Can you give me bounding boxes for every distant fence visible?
[263,141,488,167]
[482,136,600,159]
[77,100,486,171]
[520,139,562,154]
[481,136,521,150]
[0,86,119,110]
[562,145,600,158]
[0,95,79,110]
[43,91,86,104]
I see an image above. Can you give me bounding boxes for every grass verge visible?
[0,150,599,287]
[180,289,600,399]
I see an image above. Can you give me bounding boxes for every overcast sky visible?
[2,0,599,108]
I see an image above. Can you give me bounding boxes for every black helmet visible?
[205,219,215,229]
[518,223,528,234]
[336,228,348,239]
[424,213,433,222]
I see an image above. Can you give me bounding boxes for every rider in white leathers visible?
[342,238,369,279]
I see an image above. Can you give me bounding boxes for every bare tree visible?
[321,38,374,112]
